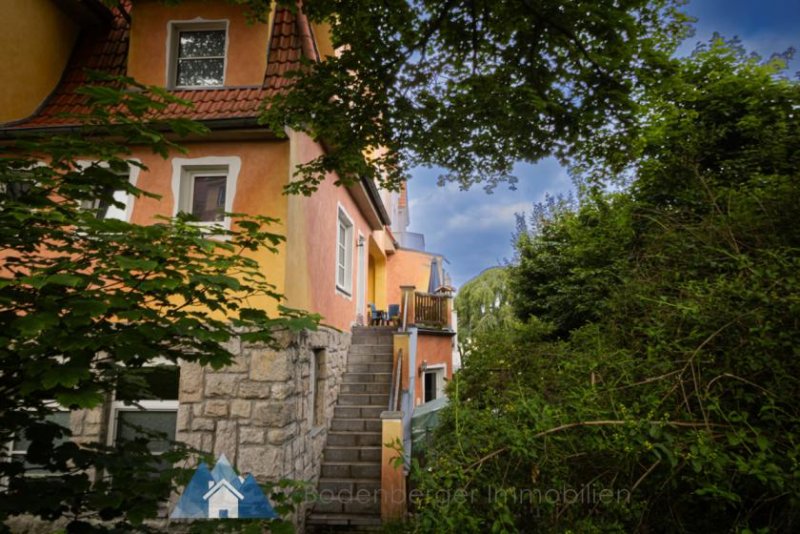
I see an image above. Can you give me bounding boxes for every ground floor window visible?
[9,408,70,475]
[109,366,179,465]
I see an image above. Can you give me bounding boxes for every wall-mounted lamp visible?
[419,360,428,376]
[357,236,366,247]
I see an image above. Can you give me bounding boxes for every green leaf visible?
[55,390,104,409]
[115,256,159,271]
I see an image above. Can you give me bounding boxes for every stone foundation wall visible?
[6,326,350,533]
[176,326,350,485]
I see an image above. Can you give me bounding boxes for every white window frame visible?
[335,204,354,297]
[422,364,447,403]
[171,156,240,232]
[76,159,141,222]
[6,402,70,477]
[107,359,180,453]
[107,400,180,450]
[167,20,229,89]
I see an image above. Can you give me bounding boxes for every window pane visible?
[116,411,177,454]
[178,30,225,57]
[2,177,33,201]
[116,366,180,402]
[191,175,226,221]
[12,411,70,474]
[424,372,436,403]
[177,58,224,87]
[13,412,70,454]
[338,265,346,287]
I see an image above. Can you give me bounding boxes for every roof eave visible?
[0,117,280,141]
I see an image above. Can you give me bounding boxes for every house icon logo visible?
[170,454,278,520]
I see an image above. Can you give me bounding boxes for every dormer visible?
[127,0,270,88]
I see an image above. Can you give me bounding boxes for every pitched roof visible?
[1,1,311,130]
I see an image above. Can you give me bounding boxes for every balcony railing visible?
[413,292,448,328]
[399,286,452,330]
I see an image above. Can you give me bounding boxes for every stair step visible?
[330,418,382,432]
[347,354,394,365]
[321,462,381,479]
[307,512,382,527]
[327,431,382,447]
[351,330,396,346]
[317,477,381,494]
[350,338,394,347]
[323,445,382,462]
[340,382,391,394]
[334,406,385,419]
[347,362,394,373]
[338,393,390,406]
[349,344,394,355]
[343,373,392,384]
[312,495,381,515]
[352,326,396,334]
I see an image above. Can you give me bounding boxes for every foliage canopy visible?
[0,77,315,532]
[256,0,692,193]
[454,267,515,341]
[408,41,800,533]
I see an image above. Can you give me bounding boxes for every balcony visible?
[398,285,453,331]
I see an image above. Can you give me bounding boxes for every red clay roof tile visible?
[2,2,308,130]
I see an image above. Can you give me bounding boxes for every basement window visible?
[109,366,180,469]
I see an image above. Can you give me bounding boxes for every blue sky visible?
[406,0,800,288]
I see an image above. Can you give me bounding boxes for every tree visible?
[510,192,633,340]
[407,41,800,532]
[0,76,315,532]
[261,0,692,193]
[453,267,515,341]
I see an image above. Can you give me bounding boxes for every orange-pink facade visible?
[0,0,454,339]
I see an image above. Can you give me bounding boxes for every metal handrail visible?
[388,348,403,411]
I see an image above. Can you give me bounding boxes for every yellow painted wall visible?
[129,140,290,316]
[367,255,376,306]
[369,238,388,310]
[0,0,78,122]
[310,21,335,59]
[128,0,271,87]
[283,130,377,331]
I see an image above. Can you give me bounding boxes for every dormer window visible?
[169,22,227,88]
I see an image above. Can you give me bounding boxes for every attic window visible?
[170,22,227,88]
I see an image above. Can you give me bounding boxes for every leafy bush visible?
[0,76,316,532]
[407,41,800,533]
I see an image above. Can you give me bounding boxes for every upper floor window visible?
[178,166,228,223]
[169,22,227,88]
[336,206,354,295]
[171,157,241,232]
[76,161,139,222]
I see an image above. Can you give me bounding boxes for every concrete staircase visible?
[306,326,395,532]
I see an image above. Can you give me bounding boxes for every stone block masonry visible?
[5,327,350,534]
[176,326,350,485]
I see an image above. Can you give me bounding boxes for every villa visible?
[0,0,460,529]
